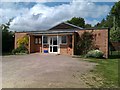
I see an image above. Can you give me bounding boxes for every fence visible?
[109,42,120,58]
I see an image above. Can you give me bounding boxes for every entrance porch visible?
[28,32,75,55]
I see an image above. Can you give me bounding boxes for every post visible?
[42,35,43,53]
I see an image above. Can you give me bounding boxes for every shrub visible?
[76,31,94,55]
[86,50,104,58]
[12,45,29,54]
[17,35,29,47]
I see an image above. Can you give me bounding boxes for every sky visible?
[0,0,117,31]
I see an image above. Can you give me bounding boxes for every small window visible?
[35,38,38,44]
[39,38,41,44]
[35,37,41,44]
[61,36,67,44]
[43,36,48,44]
[69,35,72,43]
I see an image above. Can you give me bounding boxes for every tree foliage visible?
[67,17,92,28]
[67,17,85,28]
[76,31,94,55]
[111,1,120,27]
[1,19,14,53]
[94,1,120,42]
[110,27,120,42]
[85,24,92,28]
[17,35,29,47]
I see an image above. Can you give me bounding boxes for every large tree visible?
[94,1,120,42]
[111,1,120,27]
[67,17,85,28]
[2,19,14,53]
[67,17,92,28]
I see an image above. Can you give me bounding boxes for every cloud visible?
[85,19,100,26]
[0,0,111,31]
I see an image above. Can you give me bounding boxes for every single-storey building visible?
[14,22,109,58]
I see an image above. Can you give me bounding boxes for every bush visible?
[76,31,94,55]
[12,45,29,54]
[85,50,104,58]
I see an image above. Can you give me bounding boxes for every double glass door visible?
[49,36,59,53]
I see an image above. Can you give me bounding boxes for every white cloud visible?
[85,19,100,26]
[0,0,111,31]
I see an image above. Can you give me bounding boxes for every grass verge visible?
[83,58,119,88]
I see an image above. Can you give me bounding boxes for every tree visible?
[67,17,85,28]
[85,24,92,28]
[111,1,120,27]
[76,32,94,55]
[94,1,120,42]
[110,27,120,42]
[17,35,29,47]
[2,19,14,53]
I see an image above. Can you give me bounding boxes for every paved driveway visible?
[2,53,96,88]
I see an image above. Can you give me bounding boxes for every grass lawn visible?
[83,58,119,88]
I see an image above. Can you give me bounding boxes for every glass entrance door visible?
[49,36,59,53]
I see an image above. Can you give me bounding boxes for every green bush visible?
[12,45,29,54]
[86,50,104,58]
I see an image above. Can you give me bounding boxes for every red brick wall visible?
[29,35,42,53]
[60,35,73,55]
[77,29,109,58]
[15,29,109,58]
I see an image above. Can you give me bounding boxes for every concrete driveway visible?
[2,53,96,88]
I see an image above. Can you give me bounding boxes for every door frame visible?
[48,35,60,54]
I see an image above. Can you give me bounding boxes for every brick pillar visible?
[72,33,74,55]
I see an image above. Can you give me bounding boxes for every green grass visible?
[85,58,119,87]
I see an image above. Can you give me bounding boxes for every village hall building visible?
[15,22,109,58]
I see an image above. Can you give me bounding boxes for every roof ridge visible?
[63,22,83,29]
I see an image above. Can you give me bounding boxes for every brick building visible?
[15,22,109,58]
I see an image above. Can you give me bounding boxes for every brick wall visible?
[15,29,109,58]
[60,35,73,55]
[77,29,109,58]
[29,35,42,53]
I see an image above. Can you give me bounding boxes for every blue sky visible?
[0,0,116,31]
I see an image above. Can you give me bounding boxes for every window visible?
[35,38,38,44]
[43,36,48,44]
[39,38,41,44]
[61,36,67,44]
[35,37,41,44]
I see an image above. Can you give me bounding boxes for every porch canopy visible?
[28,29,77,36]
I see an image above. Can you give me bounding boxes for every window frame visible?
[43,36,48,44]
[61,35,67,44]
[34,37,42,44]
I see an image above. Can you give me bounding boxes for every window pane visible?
[35,38,38,44]
[53,37,57,45]
[62,36,67,44]
[53,46,57,52]
[50,46,52,52]
[70,35,72,43]
[43,36,48,44]
[39,38,41,44]
[50,38,52,45]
